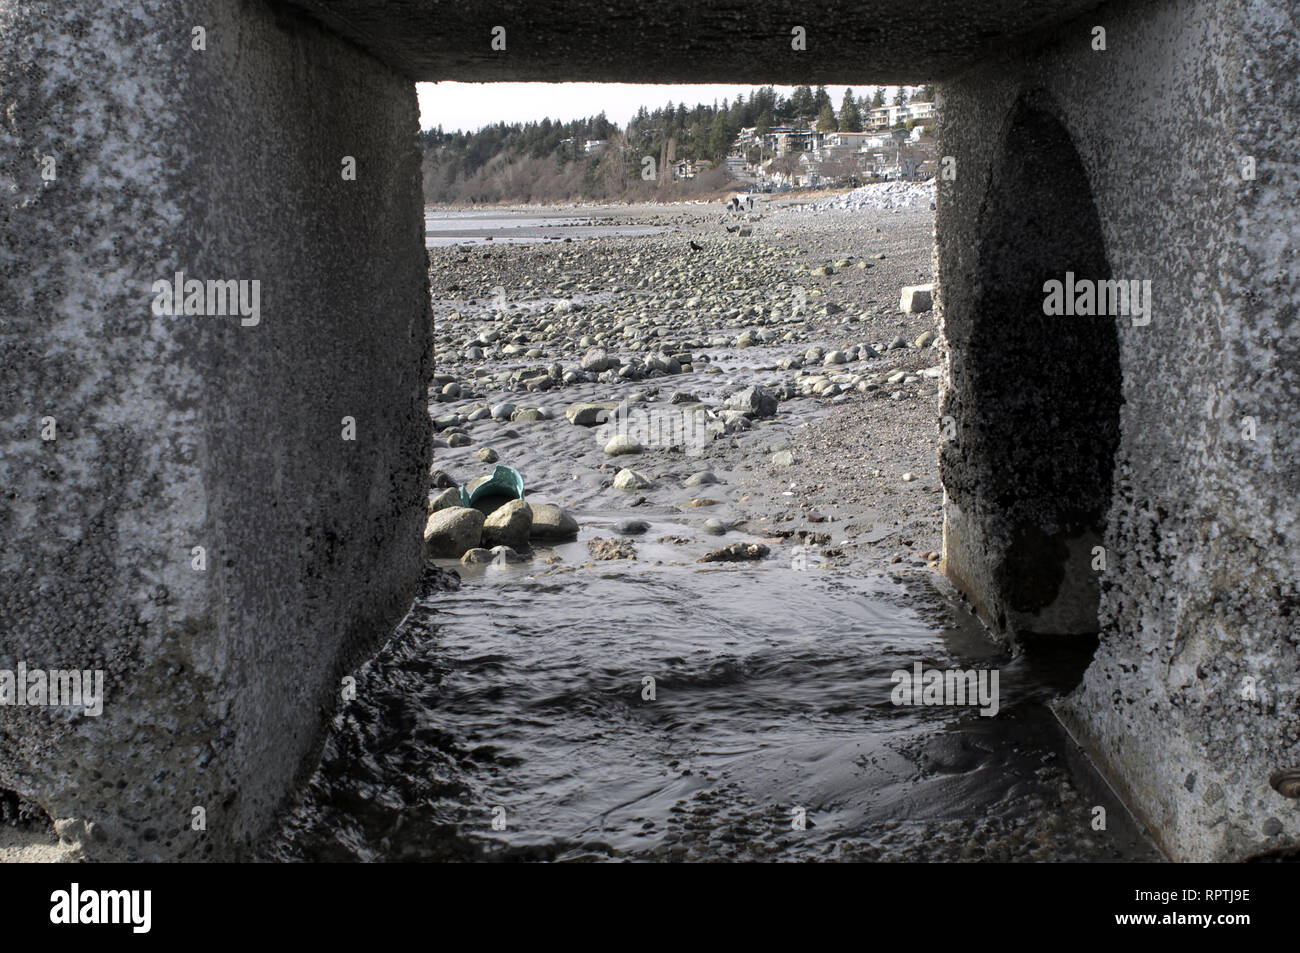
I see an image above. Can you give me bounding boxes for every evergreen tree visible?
[871,87,886,108]
[893,86,910,107]
[816,101,838,132]
[839,88,863,132]
[789,85,815,121]
[915,84,936,103]
[813,85,832,115]
[708,112,732,160]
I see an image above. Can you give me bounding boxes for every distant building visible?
[908,100,936,122]
[869,100,936,130]
[583,139,607,155]
[825,131,878,150]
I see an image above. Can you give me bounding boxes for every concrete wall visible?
[936,0,1299,860]
[279,0,1107,85]
[0,0,431,859]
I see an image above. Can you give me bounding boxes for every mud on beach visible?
[427,197,947,575]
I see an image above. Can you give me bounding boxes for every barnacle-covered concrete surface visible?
[938,0,1300,860]
[279,0,1111,84]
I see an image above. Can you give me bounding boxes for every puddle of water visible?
[426,211,673,247]
[265,552,1159,862]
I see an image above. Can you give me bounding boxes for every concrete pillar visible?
[0,0,431,859]
[939,94,1122,641]
[936,0,1300,859]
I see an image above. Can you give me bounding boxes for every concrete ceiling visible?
[278,0,1109,84]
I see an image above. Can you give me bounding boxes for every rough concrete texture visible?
[3,0,1295,866]
[936,0,1299,860]
[0,0,431,859]
[280,0,1108,84]
[940,93,1121,639]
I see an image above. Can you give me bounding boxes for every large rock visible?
[900,284,934,313]
[566,401,614,426]
[428,486,462,513]
[424,507,485,558]
[482,499,533,548]
[604,434,643,455]
[528,503,580,539]
[647,352,682,374]
[613,468,653,490]
[582,347,618,372]
[724,384,779,419]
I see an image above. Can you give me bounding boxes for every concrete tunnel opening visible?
[941,94,1121,651]
[5,0,1296,866]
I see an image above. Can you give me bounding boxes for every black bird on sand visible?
[689,240,703,251]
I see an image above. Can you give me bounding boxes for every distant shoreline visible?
[422,184,863,213]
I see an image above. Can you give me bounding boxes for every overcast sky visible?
[416,83,906,133]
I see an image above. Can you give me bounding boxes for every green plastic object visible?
[460,464,526,508]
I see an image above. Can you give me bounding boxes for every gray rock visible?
[685,471,720,487]
[582,346,618,372]
[771,450,796,467]
[566,402,612,426]
[528,503,580,539]
[724,384,779,419]
[616,519,650,535]
[428,486,461,513]
[604,434,643,456]
[647,352,682,374]
[482,498,532,548]
[491,402,515,420]
[424,507,484,558]
[899,283,934,313]
[613,468,652,490]
[703,518,727,535]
